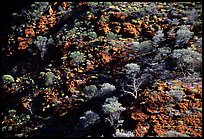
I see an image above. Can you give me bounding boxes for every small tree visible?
[122,63,145,100]
[102,96,126,127]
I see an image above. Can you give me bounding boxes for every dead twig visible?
[122,76,144,100]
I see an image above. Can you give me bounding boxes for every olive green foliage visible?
[87,31,97,40]
[2,75,15,84]
[84,85,98,99]
[70,51,85,66]
[171,49,202,76]
[106,32,118,40]
[139,41,153,54]
[102,96,126,114]
[125,63,140,78]
[45,72,55,86]
[176,25,194,46]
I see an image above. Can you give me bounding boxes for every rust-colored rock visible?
[174,102,188,113]
[197,113,202,118]
[97,22,110,35]
[134,123,150,137]
[109,22,121,34]
[146,107,155,114]
[17,37,28,50]
[135,23,142,32]
[154,122,166,135]
[113,26,121,33]
[187,94,195,100]
[25,26,35,37]
[126,79,202,137]
[112,12,127,21]
[131,112,148,122]
[122,22,139,38]
[192,102,201,108]
[61,2,68,10]
[195,91,202,99]
[141,21,148,29]
[157,114,164,122]
[78,2,87,6]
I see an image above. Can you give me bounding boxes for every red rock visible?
[112,12,127,21]
[197,113,202,118]
[174,103,188,112]
[131,112,148,122]
[18,41,28,50]
[134,123,150,137]
[195,91,202,99]
[154,123,166,135]
[97,22,110,35]
[187,94,195,100]
[122,22,139,37]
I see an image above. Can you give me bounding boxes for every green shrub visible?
[70,51,85,66]
[2,75,15,84]
[102,96,126,114]
[84,85,98,99]
[45,72,55,86]
[125,63,140,78]
[171,49,202,76]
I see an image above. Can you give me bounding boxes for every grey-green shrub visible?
[194,37,202,47]
[70,51,85,66]
[139,41,153,54]
[102,97,126,127]
[171,49,202,76]
[102,96,126,114]
[84,85,98,99]
[33,36,54,60]
[2,75,15,84]
[171,19,180,25]
[45,72,55,86]
[113,129,135,137]
[125,63,140,78]
[153,30,165,45]
[79,110,100,128]
[99,83,116,96]
[87,31,97,40]
[175,25,193,46]
[160,130,190,137]
[186,8,199,24]
[106,32,118,40]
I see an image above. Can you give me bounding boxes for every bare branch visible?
[122,84,137,99]
[133,78,137,99]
